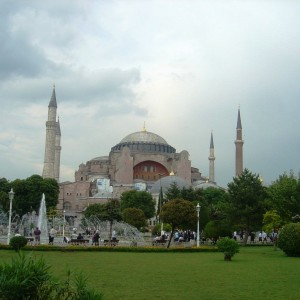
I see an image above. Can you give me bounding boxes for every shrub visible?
[277,223,300,257]
[216,237,239,261]
[0,252,103,300]
[203,220,232,240]
[9,236,28,252]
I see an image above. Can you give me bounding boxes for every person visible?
[49,227,56,245]
[250,232,255,244]
[34,227,41,245]
[112,230,116,241]
[233,231,237,241]
[258,231,262,243]
[92,230,100,246]
[77,233,83,240]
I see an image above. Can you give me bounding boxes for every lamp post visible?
[62,210,66,243]
[196,203,201,247]
[7,188,15,245]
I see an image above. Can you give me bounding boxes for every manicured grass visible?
[1,247,300,299]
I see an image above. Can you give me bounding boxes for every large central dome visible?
[120,131,168,145]
[111,130,176,154]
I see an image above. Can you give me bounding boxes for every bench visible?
[152,239,167,246]
[103,239,119,246]
[70,239,89,245]
[26,237,34,245]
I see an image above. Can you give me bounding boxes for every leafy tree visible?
[0,178,10,211]
[226,169,267,244]
[0,175,59,217]
[204,220,232,241]
[9,175,59,216]
[120,190,155,219]
[83,203,104,219]
[164,183,181,201]
[83,200,122,244]
[180,186,204,203]
[160,199,197,248]
[262,210,283,233]
[267,171,300,222]
[122,208,147,229]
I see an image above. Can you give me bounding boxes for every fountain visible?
[37,194,48,243]
[80,216,145,246]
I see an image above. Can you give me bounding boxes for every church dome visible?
[150,175,190,194]
[120,131,168,145]
[111,130,176,154]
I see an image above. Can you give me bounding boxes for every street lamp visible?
[62,210,66,243]
[196,203,201,247]
[7,188,15,245]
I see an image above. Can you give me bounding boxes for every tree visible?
[10,175,59,216]
[267,171,300,222]
[83,203,104,219]
[159,199,197,248]
[226,169,267,244]
[83,200,122,241]
[120,190,155,219]
[203,220,232,241]
[164,183,181,201]
[122,208,147,229]
[0,178,10,211]
[156,186,164,221]
[262,210,283,233]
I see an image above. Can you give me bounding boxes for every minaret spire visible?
[54,116,62,182]
[208,131,215,183]
[43,86,61,181]
[235,107,244,177]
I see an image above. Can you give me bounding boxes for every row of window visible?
[135,174,158,180]
[66,192,83,196]
[112,143,175,153]
[134,165,157,172]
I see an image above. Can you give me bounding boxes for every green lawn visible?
[1,247,300,300]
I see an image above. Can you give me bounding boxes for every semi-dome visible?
[111,130,176,154]
[193,180,223,190]
[151,175,190,194]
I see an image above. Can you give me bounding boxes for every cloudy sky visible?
[1,0,299,188]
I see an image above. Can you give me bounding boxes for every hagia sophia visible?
[42,87,244,222]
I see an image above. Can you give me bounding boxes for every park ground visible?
[1,246,300,300]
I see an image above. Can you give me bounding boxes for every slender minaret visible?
[42,86,58,180]
[208,131,215,182]
[54,116,61,182]
[235,108,244,177]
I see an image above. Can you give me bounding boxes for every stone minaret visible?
[54,117,61,181]
[235,108,244,177]
[208,131,215,183]
[42,86,60,180]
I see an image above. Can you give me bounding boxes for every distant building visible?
[42,87,243,221]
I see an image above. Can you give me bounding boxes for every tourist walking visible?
[34,227,41,245]
[49,227,56,245]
